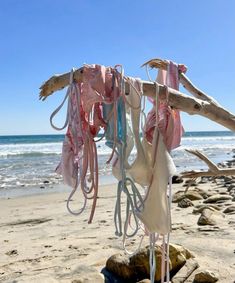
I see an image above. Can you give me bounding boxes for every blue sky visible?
[0,0,234,135]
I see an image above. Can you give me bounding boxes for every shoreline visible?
[0,174,117,200]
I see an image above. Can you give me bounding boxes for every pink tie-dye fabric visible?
[145,61,186,151]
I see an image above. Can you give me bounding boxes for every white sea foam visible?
[1,135,234,158]
[0,133,234,192]
[0,142,63,157]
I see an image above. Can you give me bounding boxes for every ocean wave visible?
[175,144,235,151]
[1,136,234,158]
[0,142,62,157]
[182,136,235,141]
[0,152,61,158]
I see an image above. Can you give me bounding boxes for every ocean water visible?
[0,132,235,194]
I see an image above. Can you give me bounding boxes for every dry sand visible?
[0,181,234,282]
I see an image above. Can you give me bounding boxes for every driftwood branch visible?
[142,58,219,105]
[39,60,235,131]
[39,68,82,100]
[181,149,235,178]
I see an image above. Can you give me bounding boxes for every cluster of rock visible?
[173,176,235,228]
[105,243,195,282]
[104,243,218,283]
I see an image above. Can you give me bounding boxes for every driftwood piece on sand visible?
[181,149,235,178]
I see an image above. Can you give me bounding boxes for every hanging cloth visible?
[145,61,187,151]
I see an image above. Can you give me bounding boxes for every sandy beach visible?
[0,179,234,283]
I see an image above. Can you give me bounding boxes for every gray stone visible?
[193,204,220,214]
[227,184,235,192]
[223,205,235,214]
[197,226,220,232]
[5,249,18,256]
[193,270,218,282]
[194,187,211,199]
[171,258,199,283]
[173,191,203,203]
[197,209,224,226]
[106,253,135,281]
[224,176,233,182]
[178,198,194,208]
[172,175,184,184]
[203,194,232,203]
[197,209,217,226]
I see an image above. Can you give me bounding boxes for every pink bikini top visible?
[51,64,124,223]
[144,61,187,151]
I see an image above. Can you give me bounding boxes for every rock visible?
[197,209,217,226]
[132,244,193,281]
[203,194,232,203]
[223,205,235,214]
[172,191,203,203]
[43,180,50,184]
[171,258,199,283]
[195,187,212,199]
[172,175,184,184]
[183,181,197,187]
[129,246,165,282]
[178,198,194,208]
[193,204,221,214]
[193,270,218,282]
[5,249,18,256]
[183,191,203,201]
[227,184,235,191]
[106,244,194,282]
[106,253,135,281]
[224,176,233,182]
[197,226,220,232]
[197,208,225,226]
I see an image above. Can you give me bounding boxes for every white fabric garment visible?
[136,131,176,234]
[126,77,152,186]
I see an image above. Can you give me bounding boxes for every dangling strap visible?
[166,232,170,283]
[149,233,157,283]
[166,176,173,283]
[66,159,87,216]
[161,235,166,283]
[113,96,145,252]
[50,69,74,131]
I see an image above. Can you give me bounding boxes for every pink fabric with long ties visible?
[81,64,106,113]
[144,61,187,151]
[51,65,125,224]
[52,72,83,189]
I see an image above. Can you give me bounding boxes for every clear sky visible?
[0,0,234,135]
